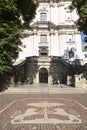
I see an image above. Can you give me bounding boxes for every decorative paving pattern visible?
[0,98,87,130]
[11,101,81,124]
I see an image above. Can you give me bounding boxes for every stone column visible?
[75,75,79,88]
[67,76,72,86]
[10,76,15,87]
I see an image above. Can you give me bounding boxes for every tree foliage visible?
[70,0,87,41]
[0,0,37,74]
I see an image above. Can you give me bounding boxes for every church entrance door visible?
[39,68,48,83]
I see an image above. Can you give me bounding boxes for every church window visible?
[40,52,48,56]
[40,35,47,43]
[69,49,74,58]
[40,12,47,21]
[23,45,26,48]
[39,47,48,56]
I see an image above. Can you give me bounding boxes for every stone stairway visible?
[4,84,87,94]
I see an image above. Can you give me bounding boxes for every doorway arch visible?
[39,68,48,83]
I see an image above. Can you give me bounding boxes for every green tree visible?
[0,0,37,74]
[70,0,87,41]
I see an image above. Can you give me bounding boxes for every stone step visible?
[4,87,87,94]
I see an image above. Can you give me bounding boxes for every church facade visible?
[19,0,83,60]
[14,0,87,87]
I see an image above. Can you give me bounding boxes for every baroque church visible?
[13,0,87,88]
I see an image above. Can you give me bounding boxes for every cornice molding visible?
[31,22,78,30]
[31,21,56,30]
[57,25,78,29]
[22,24,80,35]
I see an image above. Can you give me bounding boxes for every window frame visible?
[40,34,47,43]
[40,12,47,21]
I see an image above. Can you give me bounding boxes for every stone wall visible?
[13,56,87,88]
[75,73,87,88]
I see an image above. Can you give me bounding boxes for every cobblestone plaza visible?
[0,92,87,130]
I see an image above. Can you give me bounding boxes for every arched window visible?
[40,12,47,21]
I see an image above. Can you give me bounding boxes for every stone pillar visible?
[67,76,70,85]
[10,76,15,87]
[67,76,72,86]
[75,75,79,88]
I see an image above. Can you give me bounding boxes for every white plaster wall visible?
[58,33,66,57]
[19,36,34,60]
[33,33,39,56]
[58,5,65,24]
[75,33,83,59]
[50,5,58,25]
[50,32,59,56]
[16,0,84,63]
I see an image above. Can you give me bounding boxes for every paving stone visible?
[0,93,87,130]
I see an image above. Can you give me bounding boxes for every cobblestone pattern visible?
[0,123,87,130]
[0,93,87,111]
[0,97,87,130]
